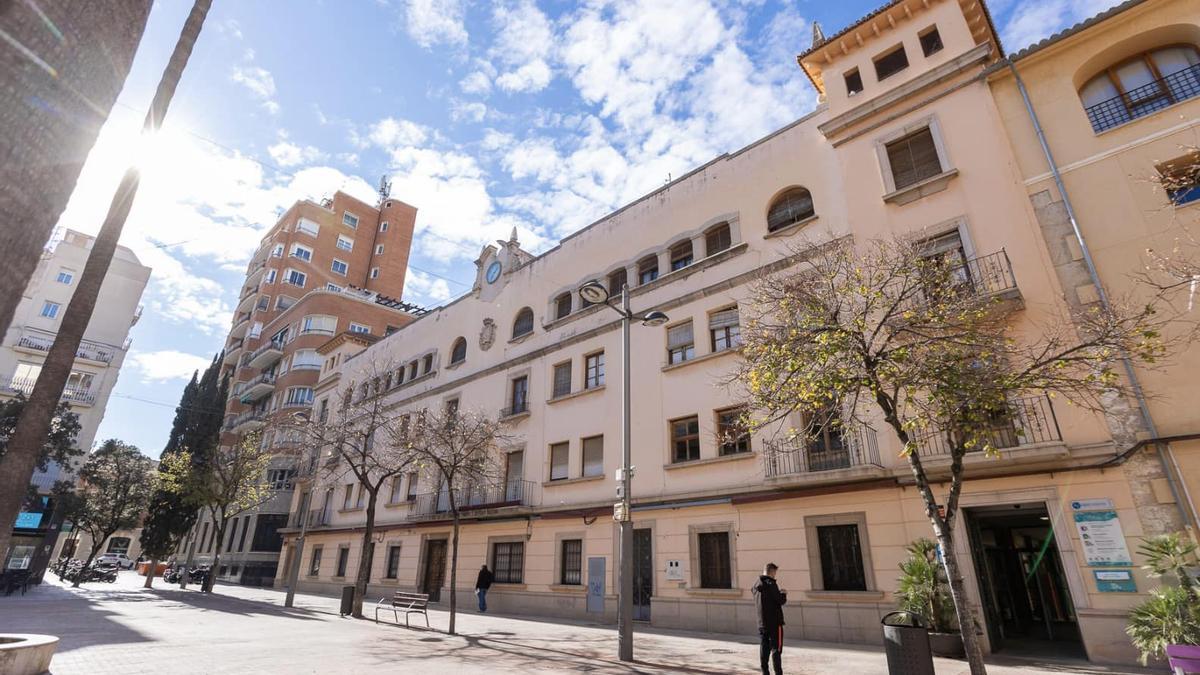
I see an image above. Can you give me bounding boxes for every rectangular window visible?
[886,127,942,190]
[256,295,271,311]
[276,296,295,311]
[331,259,348,276]
[56,270,73,284]
[510,376,529,414]
[704,225,731,256]
[709,307,741,352]
[225,519,238,552]
[336,547,349,577]
[492,541,524,584]
[380,221,389,232]
[296,217,320,236]
[552,362,572,398]
[326,283,343,292]
[817,524,867,591]
[237,515,250,551]
[336,235,354,251]
[1160,157,1200,206]
[40,301,60,319]
[303,315,336,334]
[385,545,401,579]
[554,293,572,320]
[671,416,701,463]
[638,257,658,285]
[289,243,313,262]
[370,267,380,279]
[582,435,604,477]
[667,321,695,365]
[919,26,943,57]
[873,44,909,80]
[349,322,370,334]
[670,241,693,271]
[389,476,404,503]
[309,547,323,576]
[285,387,313,406]
[584,352,605,389]
[284,269,307,287]
[342,212,359,228]
[607,268,628,297]
[716,407,750,456]
[265,269,277,284]
[698,532,732,589]
[549,442,569,481]
[406,472,419,501]
[561,539,583,585]
[845,68,864,96]
[267,468,296,490]
[375,244,385,255]
[342,484,354,509]
[271,244,284,258]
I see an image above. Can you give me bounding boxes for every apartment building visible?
[182,190,423,586]
[1,230,150,575]
[273,0,1199,666]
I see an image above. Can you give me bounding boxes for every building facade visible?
[181,190,422,586]
[273,0,1199,666]
[2,230,151,575]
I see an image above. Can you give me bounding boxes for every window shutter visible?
[708,308,739,330]
[888,128,941,190]
[667,322,694,349]
[550,443,569,480]
[582,436,604,477]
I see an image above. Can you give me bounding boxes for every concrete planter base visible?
[0,634,59,675]
[929,632,964,658]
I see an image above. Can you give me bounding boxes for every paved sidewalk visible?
[0,572,1152,674]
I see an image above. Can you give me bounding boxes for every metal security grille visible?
[817,525,866,591]
[561,539,582,585]
[493,542,524,584]
[698,532,732,589]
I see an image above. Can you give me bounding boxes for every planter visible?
[929,632,964,658]
[0,634,59,675]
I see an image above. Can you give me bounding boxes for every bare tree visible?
[160,431,279,593]
[394,406,510,636]
[737,236,1182,675]
[0,0,212,571]
[286,360,417,618]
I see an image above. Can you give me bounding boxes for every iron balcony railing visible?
[500,400,529,418]
[247,339,285,366]
[16,333,115,363]
[899,250,1019,314]
[409,479,537,519]
[763,425,881,478]
[233,373,276,401]
[2,376,95,405]
[1085,63,1200,134]
[223,409,267,432]
[293,508,331,528]
[913,395,1062,457]
[240,283,261,300]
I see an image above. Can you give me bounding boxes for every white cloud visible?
[450,100,488,123]
[365,117,429,148]
[491,0,554,93]
[460,71,493,95]
[129,350,212,383]
[1001,0,1125,52]
[268,140,326,167]
[230,64,280,115]
[404,269,455,304]
[402,0,468,48]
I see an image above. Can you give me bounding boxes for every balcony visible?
[247,339,285,369]
[229,313,252,339]
[914,396,1062,459]
[236,283,260,312]
[15,333,115,364]
[900,250,1021,315]
[1085,63,1200,134]
[408,480,537,520]
[223,339,243,365]
[246,258,267,282]
[289,508,331,529]
[235,373,276,403]
[225,409,267,433]
[499,400,530,419]
[764,425,882,480]
[2,376,95,406]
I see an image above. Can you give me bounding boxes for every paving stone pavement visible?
[0,572,1156,674]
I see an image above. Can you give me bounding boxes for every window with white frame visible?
[40,301,60,319]
[667,321,695,364]
[285,387,314,407]
[331,259,348,276]
[267,469,296,490]
[56,270,74,284]
[296,217,320,236]
[584,352,604,389]
[326,283,343,292]
[370,267,380,279]
[349,323,370,334]
[302,314,336,334]
[265,269,277,284]
[709,307,741,352]
[342,212,359,228]
[336,234,354,251]
[375,244,385,255]
[283,269,307,287]
[379,221,389,232]
[271,244,284,258]
[289,243,313,262]
[275,295,295,311]
[292,349,321,370]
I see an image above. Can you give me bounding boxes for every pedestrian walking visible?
[475,563,494,612]
[752,562,787,675]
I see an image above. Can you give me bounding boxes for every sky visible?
[56,0,1125,457]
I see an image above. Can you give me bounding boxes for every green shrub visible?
[896,538,957,634]
[1126,532,1200,664]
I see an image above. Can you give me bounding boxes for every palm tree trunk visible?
[0,0,213,569]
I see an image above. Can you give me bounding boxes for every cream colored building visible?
[2,229,150,573]
[274,0,1199,666]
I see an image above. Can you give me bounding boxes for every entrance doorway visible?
[421,539,447,602]
[965,503,1083,659]
[632,528,652,622]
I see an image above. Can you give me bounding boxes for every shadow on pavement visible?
[0,580,152,655]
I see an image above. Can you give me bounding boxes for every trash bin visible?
[339,585,355,616]
[881,611,935,675]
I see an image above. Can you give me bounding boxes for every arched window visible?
[450,337,467,364]
[513,307,534,338]
[554,293,572,320]
[1081,45,1200,133]
[669,240,693,271]
[766,187,815,232]
[704,222,732,256]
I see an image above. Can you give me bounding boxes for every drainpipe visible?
[1006,60,1198,532]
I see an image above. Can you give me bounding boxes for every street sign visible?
[613,502,629,522]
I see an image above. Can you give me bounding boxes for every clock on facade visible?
[486,260,502,284]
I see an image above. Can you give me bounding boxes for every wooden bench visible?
[375,591,430,628]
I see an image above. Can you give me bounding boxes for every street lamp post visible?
[577,280,667,663]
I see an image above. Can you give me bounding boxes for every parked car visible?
[95,553,135,570]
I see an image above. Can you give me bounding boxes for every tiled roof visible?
[1008,0,1148,61]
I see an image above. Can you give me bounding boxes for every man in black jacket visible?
[752,562,787,675]
[475,564,494,612]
